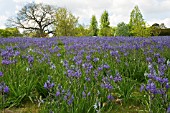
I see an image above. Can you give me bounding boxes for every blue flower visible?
[2,59,12,65]
[67,95,74,105]
[140,84,145,92]
[56,91,60,97]
[57,53,61,57]
[107,94,114,101]
[146,82,157,94]
[82,91,86,98]
[166,83,170,89]
[158,57,165,64]
[44,80,54,90]
[0,72,3,77]
[167,105,170,113]
[28,56,34,63]
[93,58,99,62]
[146,57,152,62]
[4,86,9,93]
[86,55,91,61]
[103,64,110,69]
[114,73,122,83]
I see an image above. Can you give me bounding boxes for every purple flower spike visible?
[0,72,3,77]
[140,84,145,92]
[82,91,86,98]
[166,83,170,89]
[4,86,9,93]
[44,80,55,90]
[167,105,170,113]
[114,73,122,83]
[146,57,152,62]
[56,91,60,97]
[107,94,114,101]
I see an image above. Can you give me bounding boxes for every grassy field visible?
[0,36,170,113]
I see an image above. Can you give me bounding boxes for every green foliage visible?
[89,15,98,36]
[0,28,22,38]
[151,23,170,36]
[129,5,151,37]
[22,31,48,37]
[115,22,130,36]
[55,8,78,36]
[74,24,90,37]
[129,6,144,27]
[1,37,170,113]
[159,28,170,36]
[99,10,111,36]
[100,10,110,28]
[131,24,152,37]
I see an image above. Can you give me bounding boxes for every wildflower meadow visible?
[0,36,170,113]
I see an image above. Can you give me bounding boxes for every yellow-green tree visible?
[0,28,21,37]
[99,10,112,36]
[74,24,90,37]
[129,5,151,37]
[55,8,78,36]
[89,15,98,36]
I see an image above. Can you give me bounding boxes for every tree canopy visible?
[0,28,21,37]
[99,10,112,36]
[55,8,78,36]
[129,5,151,37]
[115,22,130,36]
[6,2,56,37]
[89,15,98,36]
[3,3,169,37]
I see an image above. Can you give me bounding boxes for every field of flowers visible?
[0,36,170,113]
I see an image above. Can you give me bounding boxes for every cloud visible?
[0,0,170,28]
[31,0,170,27]
[13,0,33,3]
[148,18,170,28]
[0,16,8,28]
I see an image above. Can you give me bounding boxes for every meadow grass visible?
[0,36,170,113]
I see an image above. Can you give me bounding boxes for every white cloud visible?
[148,18,170,28]
[0,16,8,28]
[13,0,33,3]
[32,0,170,27]
[0,0,170,28]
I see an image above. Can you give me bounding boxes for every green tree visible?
[89,15,98,36]
[151,23,161,36]
[115,22,130,36]
[74,24,90,37]
[0,28,21,37]
[55,8,78,36]
[99,10,111,36]
[129,5,151,37]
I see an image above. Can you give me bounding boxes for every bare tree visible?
[6,2,57,37]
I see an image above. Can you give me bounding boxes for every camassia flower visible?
[0,71,3,77]
[167,105,170,113]
[44,80,55,90]
[0,82,9,93]
[4,86,9,93]
[114,72,122,83]
[107,94,114,101]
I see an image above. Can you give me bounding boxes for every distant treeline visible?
[151,28,170,36]
[159,29,170,36]
[1,3,170,38]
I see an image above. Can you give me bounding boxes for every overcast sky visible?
[0,0,170,29]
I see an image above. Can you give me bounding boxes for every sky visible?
[0,0,170,29]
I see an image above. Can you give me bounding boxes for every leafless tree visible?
[6,2,57,37]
